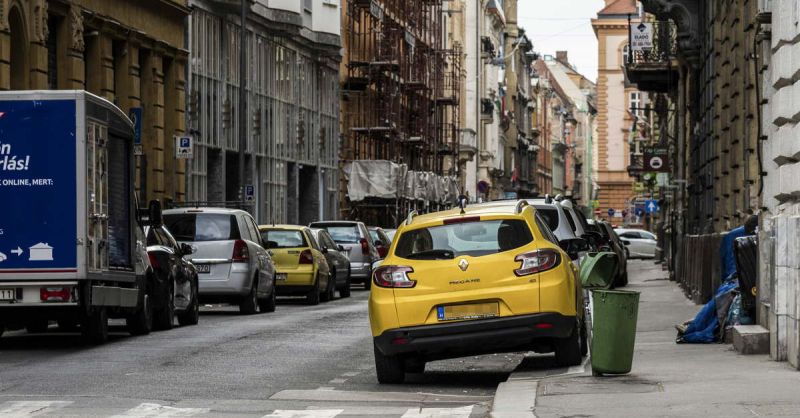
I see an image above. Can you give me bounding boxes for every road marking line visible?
[109,403,208,417]
[0,401,72,417]
[261,410,343,418]
[271,388,491,404]
[401,405,474,418]
[340,372,360,377]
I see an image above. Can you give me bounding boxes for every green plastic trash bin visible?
[580,252,619,289]
[590,289,640,375]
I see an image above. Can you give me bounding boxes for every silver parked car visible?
[615,228,658,259]
[163,208,277,314]
[309,221,378,290]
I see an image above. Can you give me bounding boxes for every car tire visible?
[25,319,49,334]
[374,343,405,384]
[128,292,153,336]
[177,280,200,326]
[82,307,109,345]
[321,273,335,302]
[338,267,352,298]
[555,321,583,367]
[306,275,321,306]
[239,277,259,315]
[258,280,277,313]
[154,282,175,331]
[405,358,425,374]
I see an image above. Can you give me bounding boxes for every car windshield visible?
[537,207,560,231]
[261,229,307,248]
[319,225,360,243]
[394,219,533,259]
[163,213,240,242]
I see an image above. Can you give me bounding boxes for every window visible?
[537,207,560,231]
[630,92,645,120]
[394,219,533,259]
[164,213,241,242]
[622,44,630,66]
[261,229,307,249]
[619,232,642,239]
[315,225,361,243]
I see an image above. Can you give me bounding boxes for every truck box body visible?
[0,91,141,313]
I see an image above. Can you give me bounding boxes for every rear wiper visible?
[406,249,455,260]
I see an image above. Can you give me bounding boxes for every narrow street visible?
[0,288,519,417]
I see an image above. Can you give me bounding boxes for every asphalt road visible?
[0,287,523,417]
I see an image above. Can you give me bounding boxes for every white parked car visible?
[614,228,657,259]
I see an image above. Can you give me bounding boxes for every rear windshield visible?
[317,225,361,243]
[537,208,560,231]
[563,209,578,233]
[261,229,307,249]
[163,213,240,242]
[395,219,533,259]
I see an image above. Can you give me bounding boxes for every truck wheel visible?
[305,275,321,306]
[338,268,352,298]
[374,343,405,384]
[25,319,50,334]
[82,308,109,345]
[177,281,200,326]
[154,283,175,331]
[128,293,153,336]
[258,281,277,313]
[239,278,259,315]
[555,321,583,367]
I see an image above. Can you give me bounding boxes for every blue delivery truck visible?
[0,91,162,343]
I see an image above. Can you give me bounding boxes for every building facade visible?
[0,0,189,203]
[186,0,341,225]
[592,0,648,221]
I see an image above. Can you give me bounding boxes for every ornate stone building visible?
[0,0,189,202]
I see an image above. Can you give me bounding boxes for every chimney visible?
[556,51,569,65]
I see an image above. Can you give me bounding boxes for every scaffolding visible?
[341,0,463,224]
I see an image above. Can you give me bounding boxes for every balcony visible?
[624,21,679,93]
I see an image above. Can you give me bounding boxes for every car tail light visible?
[373,265,416,288]
[377,246,388,258]
[147,253,160,269]
[299,249,314,264]
[514,249,560,276]
[443,216,480,225]
[360,238,369,255]
[232,239,249,263]
[391,337,409,345]
[40,286,71,302]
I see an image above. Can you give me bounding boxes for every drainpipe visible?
[238,0,248,204]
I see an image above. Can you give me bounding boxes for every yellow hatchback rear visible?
[369,203,585,383]
[259,226,332,305]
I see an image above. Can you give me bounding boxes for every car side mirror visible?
[337,244,345,251]
[180,243,195,255]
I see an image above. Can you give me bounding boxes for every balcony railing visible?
[625,21,679,93]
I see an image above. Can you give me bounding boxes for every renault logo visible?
[458,259,469,271]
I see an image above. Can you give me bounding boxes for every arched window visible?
[9,5,30,90]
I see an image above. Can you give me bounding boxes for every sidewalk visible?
[491,260,800,418]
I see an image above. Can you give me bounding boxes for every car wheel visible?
[154,282,175,331]
[258,280,277,313]
[339,269,352,298]
[405,358,425,374]
[25,319,49,334]
[128,291,153,336]
[82,307,109,345]
[321,273,335,302]
[374,343,405,384]
[554,320,583,367]
[306,275,321,306]
[239,277,259,315]
[177,280,200,326]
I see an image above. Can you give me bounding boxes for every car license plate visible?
[196,264,211,274]
[0,288,16,301]
[276,273,287,281]
[437,302,499,321]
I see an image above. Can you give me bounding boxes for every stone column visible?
[28,0,48,89]
[163,57,187,201]
[141,50,165,201]
[57,6,85,89]
[84,33,114,100]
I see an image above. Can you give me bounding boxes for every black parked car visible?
[587,219,628,287]
[144,225,201,329]
[368,227,392,259]
[310,228,352,298]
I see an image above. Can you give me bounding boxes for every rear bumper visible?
[197,265,251,297]
[349,262,372,280]
[374,313,574,357]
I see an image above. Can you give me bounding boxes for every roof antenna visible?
[457,194,468,215]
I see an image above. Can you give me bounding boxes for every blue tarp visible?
[720,226,746,282]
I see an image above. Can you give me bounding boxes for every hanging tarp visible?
[347,160,406,201]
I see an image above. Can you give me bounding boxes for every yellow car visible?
[259,225,333,305]
[369,201,585,383]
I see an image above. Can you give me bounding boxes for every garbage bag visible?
[720,226,747,282]
[734,236,758,316]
